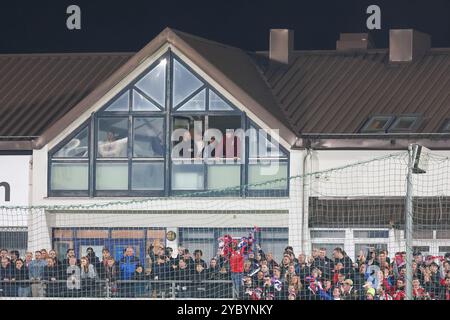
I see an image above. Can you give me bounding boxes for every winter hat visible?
[367,288,376,296]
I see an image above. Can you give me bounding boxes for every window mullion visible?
[89,115,95,197]
[128,115,133,193]
[165,49,173,196]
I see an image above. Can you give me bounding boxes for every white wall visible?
[0,155,31,227]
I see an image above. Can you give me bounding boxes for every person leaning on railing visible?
[133,264,151,298]
[1,257,14,297]
[28,251,46,297]
[65,256,81,297]
[174,258,191,298]
[102,257,119,297]
[14,258,31,297]
[80,256,97,297]
[43,257,63,297]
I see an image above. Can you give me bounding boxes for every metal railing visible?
[0,279,234,299]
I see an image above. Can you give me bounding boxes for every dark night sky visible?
[0,0,449,53]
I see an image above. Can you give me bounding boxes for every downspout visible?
[301,147,312,253]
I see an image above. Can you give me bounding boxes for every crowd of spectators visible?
[0,244,449,300]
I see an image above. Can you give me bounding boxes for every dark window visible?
[388,115,421,132]
[439,246,450,253]
[360,116,394,133]
[0,229,28,256]
[310,230,345,238]
[439,119,450,133]
[354,230,389,238]
[436,230,450,239]
[413,246,430,254]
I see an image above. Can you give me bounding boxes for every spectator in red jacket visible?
[392,279,406,300]
[412,278,429,300]
[228,241,245,298]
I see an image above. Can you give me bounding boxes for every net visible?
[0,149,449,300]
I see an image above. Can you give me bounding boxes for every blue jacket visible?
[119,256,140,280]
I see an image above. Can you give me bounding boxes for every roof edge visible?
[35,27,297,149]
[295,136,450,150]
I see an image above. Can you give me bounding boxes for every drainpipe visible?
[301,147,312,254]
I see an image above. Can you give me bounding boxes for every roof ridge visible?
[0,52,135,58]
[169,28,243,52]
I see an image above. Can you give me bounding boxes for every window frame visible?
[439,118,450,133]
[359,115,396,133]
[387,114,422,133]
[245,120,290,197]
[48,50,289,198]
[48,119,91,197]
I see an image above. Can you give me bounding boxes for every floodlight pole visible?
[405,144,414,300]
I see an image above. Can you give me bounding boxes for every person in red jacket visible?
[392,278,406,300]
[228,240,245,298]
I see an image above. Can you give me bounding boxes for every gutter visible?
[0,140,34,151]
[294,135,450,150]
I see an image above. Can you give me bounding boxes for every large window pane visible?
[172,116,205,159]
[207,165,240,189]
[133,118,164,157]
[96,162,128,190]
[248,161,288,190]
[53,127,89,158]
[97,118,128,158]
[173,59,203,107]
[248,125,286,159]
[207,116,243,160]
[51,162,88,190]
[355,244,388,258]
[132,162,164,190]
[311,243,344,259]
[172,164,204,190]
[135,59,166,108]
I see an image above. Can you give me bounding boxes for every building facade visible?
[1,28,450,263]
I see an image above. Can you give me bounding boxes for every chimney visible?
[336,33,374,51]
[269,29,294,64]
[389,29,431,63]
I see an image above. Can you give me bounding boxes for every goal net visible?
[0,150,449,300]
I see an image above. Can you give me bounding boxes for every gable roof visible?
[0,53,132,138]
[9,27,297,150]
[2,28,450,151]
[257,48,450,135]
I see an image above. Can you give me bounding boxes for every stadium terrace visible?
[1,28,450,300]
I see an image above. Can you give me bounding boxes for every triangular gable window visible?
[209,90,234,111]
[132,89,161,111]
[135,59,167,108]
[52,126,89,158]
[176,89,206,111]
[105,91,129,112]
[172,59,204,107]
